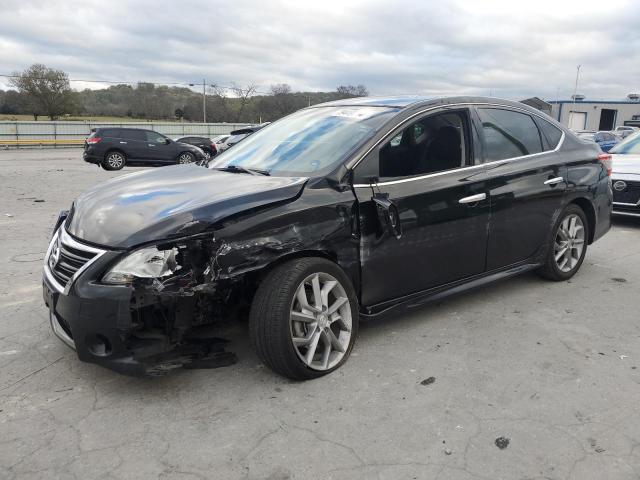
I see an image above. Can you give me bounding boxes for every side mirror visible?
[164,138,171,144]
[372,192,402,239]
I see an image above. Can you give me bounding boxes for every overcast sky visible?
[1,0,638,100]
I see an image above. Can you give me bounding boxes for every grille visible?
[613,180,640,205]
[45,228,105,291]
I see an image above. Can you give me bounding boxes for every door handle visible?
[544,176,564,185]
[459,193,486,204]
[119,141,127,144]
[148,144,155,147]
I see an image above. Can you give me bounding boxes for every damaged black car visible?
[43,96,612,379]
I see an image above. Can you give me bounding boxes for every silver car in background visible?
[615,126,640,139]
[610,131,640,218]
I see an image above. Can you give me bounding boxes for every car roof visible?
[312,95,548,115]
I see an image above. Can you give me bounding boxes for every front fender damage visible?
[123,210,356,376]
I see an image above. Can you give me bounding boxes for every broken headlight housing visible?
[102,246,181,285]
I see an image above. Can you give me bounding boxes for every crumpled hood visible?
[67,165,308,248]
[611,154,640,175]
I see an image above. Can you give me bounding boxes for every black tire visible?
[177,152,195,164]
[537,204,589,281]
[249,257,359,380]
[102,151,126,170]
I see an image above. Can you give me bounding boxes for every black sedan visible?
[174,136,218,159]
[44,96,611,379]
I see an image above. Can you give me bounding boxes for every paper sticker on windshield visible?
[331,108,386,120]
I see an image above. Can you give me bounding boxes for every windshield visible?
[610,131,640,154]
[209,106,400,176]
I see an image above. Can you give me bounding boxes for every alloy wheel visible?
[107,153,124,169]
[554,213,585,273]
[179,153,193,164]
[289,272,352,371]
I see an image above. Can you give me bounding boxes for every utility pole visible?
[189,79,207,123]
[202,78,206,124]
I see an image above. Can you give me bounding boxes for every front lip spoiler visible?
[49,310,76,350]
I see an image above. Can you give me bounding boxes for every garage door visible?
[568,111,587,130]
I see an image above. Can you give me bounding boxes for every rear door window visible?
[145,131,166,143]
[477,108,543,161]
[120,129,145,141]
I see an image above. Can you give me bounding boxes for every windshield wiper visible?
[214,165,270,176]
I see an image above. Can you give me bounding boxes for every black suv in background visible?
[174,136,218,159]
[84,128,206,170]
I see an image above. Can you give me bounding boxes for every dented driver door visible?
[353,170,490,308]
[351,107,490,308]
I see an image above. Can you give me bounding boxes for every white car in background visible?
[614,125,640,139]
[610,131,640,218]
[211,134,230,152]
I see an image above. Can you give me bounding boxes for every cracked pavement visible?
[1,149,640,480]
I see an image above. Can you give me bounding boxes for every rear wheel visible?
[178,152,195,164]
[537,204,588,281]
[103,151,125,170]
[250,257,358,380]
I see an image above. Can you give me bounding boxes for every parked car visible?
[614,125,640,139]
[173,136,218,159]
[609,131,640,218]
[211,134,230,149]
[44,96,611,379]
[83,128,206,170]
[218,124,269,152]
[576,130,619,152]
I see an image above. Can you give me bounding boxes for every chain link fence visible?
[0,121,247,148]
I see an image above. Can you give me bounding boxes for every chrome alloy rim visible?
[554,213,585,272]
[290,272,352,371]
[179,153,193,163]
[107,153,124,168]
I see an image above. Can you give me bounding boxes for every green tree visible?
[336,84,369,98]
[9,64,75,120]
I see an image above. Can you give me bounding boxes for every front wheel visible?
[537,204,588,281]
[250,258,359,380]
[178,152,195,164]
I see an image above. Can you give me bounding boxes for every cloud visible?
[0,0,639,100]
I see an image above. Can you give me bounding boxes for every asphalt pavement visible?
[1,149,639,480]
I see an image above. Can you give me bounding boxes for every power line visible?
[0,73,273,95]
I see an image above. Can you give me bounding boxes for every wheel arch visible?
[230,249,346,309]
[104,148,126,160]
[569,197,596,244]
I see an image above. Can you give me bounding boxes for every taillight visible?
[86,137,102,144]
[211,142,217,152]
[598,153,612,176]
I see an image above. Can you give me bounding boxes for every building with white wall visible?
[548,94,640,131]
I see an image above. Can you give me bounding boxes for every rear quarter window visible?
[537,119,563,149]
[97,128,121,138]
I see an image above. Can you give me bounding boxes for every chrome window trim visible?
[43,227,107,295]
[350,102,566,188]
